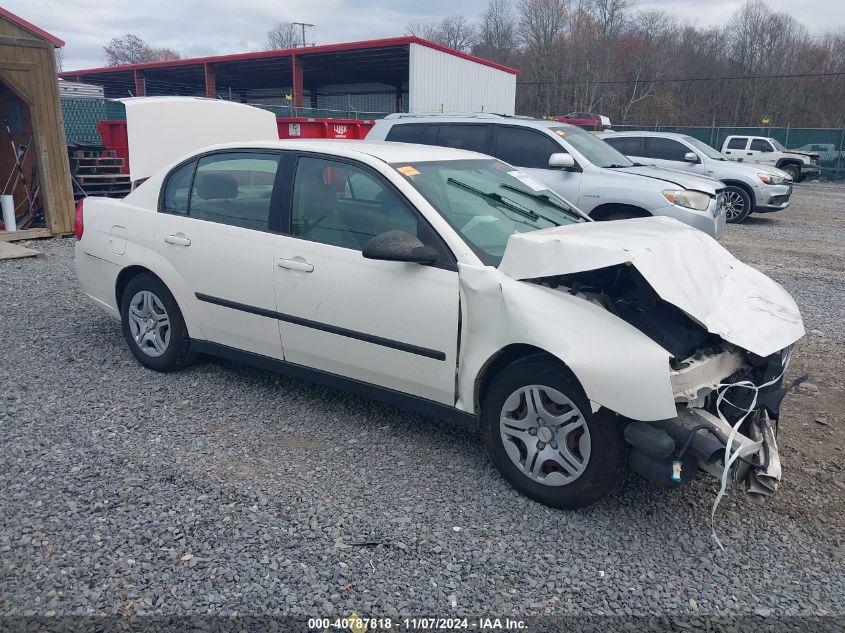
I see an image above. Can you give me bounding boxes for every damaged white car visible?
[75,117,804,509]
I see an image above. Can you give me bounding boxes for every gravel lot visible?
[1,185,844,623]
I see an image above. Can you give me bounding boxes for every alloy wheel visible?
[499,385,591,486]
[723,190,746,221]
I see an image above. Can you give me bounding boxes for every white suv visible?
[367,114,727,239]
[601,131,793,223]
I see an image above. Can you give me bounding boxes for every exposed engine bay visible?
[533,263,790,502]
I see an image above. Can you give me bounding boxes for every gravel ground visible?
[1,186,844,624]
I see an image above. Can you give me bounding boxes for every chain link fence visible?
[612,123,845,180]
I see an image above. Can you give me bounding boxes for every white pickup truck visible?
[720,135,821,182]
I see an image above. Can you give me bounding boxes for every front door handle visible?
[277,257,314,272]
[164,233,191,246]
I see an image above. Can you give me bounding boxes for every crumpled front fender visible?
[457,265,677,421]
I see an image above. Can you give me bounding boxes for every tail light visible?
[74,197,84,240]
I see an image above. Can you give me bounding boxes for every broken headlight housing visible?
[758,173,787,185]
[662,189,711,211]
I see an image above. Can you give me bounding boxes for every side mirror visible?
[762,146,774,153]
[683,151,700,163]
[362,230,438,264]
[549,153,575,169]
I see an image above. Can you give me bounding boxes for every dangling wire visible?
[710,350,791,549]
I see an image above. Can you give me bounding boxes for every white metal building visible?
[61,37,519,117]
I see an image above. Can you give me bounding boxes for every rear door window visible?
[161,160,195,214]
[726,137,748,150]
[426,124,490,153]
[604,136,643,156]
[493,126,563,169]
[643,137,689,161]
[187,152,280,232]
[385,124,427,144]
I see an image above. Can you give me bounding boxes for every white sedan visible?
[75,138,804,510]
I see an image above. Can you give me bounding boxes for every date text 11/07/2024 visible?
[307,617,528,631]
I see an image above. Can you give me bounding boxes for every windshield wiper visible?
[605,163,630,168]
[446,178,547,224]
[499,183,587,222]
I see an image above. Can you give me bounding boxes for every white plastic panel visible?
[408,43,516,115]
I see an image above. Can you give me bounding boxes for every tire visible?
[120,272,196,372]
[480,355,627,509]
[782,164,801,182]
[723,185,752,223]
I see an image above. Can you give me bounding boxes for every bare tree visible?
[406,20,442,42]
[517,0,568,114]
[407,15,477,52]
[103,34,181,66]
[264,22,301,50]
[54,47,64,72]
[475,0,517,64]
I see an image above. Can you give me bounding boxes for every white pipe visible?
[1,195,15,232]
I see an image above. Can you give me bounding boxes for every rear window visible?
[726,137,747,150]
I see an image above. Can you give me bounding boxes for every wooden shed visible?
[0,7,74,239]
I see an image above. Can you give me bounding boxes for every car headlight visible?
[759,173,787,185]
[662,189,711,211]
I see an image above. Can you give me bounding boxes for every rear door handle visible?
[164,233,191,246]
[277,257,314,272]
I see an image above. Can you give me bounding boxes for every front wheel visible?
[782,164,801,182]
[120,272,195,372]
[480,356,627,509]
[724,185,752,223]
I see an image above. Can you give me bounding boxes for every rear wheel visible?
[480,356,627,509]
[724,185,752,223]
[120,273,195,372]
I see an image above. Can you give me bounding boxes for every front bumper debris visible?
[624,406,783,501]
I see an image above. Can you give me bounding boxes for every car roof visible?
[188,139,494,163]
[603,130,692,141]
[381,113,573,132]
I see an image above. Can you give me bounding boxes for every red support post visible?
[291,55,303,108]
[204,63,216,98]
[133,69,145,96]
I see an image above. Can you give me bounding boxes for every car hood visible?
[121,97,279,181]
[498,216,804,358]
[614,165,723,194]
[786,150,820,159]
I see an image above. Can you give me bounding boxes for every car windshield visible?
[770,138,786,151]
[391,158,585,265]
[683,136,726,160]
[550,126,633,168]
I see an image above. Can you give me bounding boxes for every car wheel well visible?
[721,180,756,206]
[474,345,581,414]
[776,158,801,169]
[115,266,160,307]
[589,204,651,221]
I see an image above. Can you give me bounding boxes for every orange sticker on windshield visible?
[554,129,567,137]
[396,166,420,176]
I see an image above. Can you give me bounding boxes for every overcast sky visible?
[9,0,844,71]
